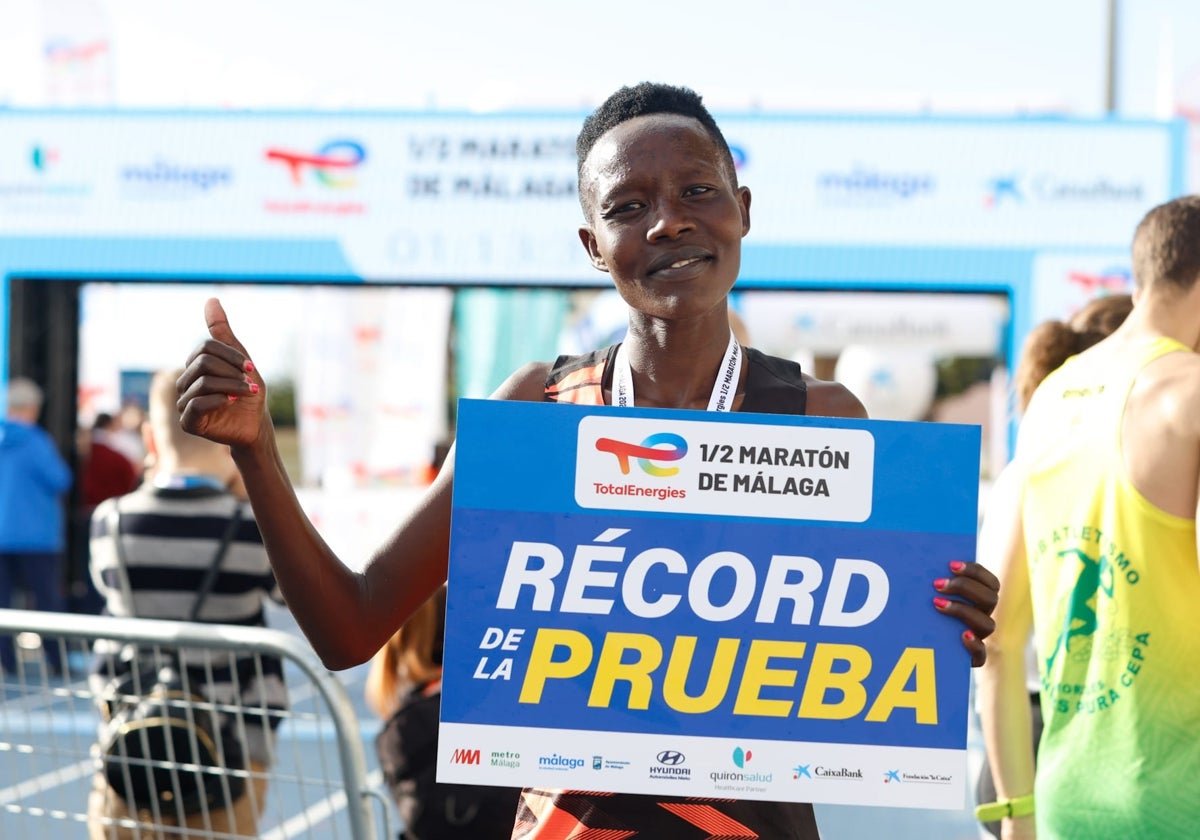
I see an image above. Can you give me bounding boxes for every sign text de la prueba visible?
[472,528,937,728]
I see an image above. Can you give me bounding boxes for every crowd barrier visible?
[0,608,389,839]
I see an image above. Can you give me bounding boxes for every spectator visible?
[974,293,1132,838]
[86,369,288,839]
[1013,294,1135,413]
[81,412,143,507]
[367,585,521,839]
[106,403,149,472]
[70,413,143,615]
[0,376,72,675]
[977,197,1200,839]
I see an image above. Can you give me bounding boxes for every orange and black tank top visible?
[545,344,809,416]
[518,343,818,840]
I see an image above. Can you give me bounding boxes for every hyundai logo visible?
[656,750,686,766]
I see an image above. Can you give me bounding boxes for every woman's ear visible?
[579,226,609,273]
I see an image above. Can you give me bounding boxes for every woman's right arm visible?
[177,298,547,669]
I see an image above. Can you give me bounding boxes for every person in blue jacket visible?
[0,377,72,675]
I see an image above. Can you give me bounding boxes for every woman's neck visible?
[622,310,740,409]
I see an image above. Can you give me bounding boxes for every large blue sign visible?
[439,399,979,808]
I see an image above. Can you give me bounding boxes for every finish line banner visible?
[439,399,980,809]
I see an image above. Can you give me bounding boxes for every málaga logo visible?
[595,432,687,477]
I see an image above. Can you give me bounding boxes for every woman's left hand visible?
[933,561,999,667]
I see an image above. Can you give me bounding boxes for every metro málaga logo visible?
[450,748,481,765]
[595,432,687,477]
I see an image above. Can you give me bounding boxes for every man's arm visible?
[975,463,1037,839]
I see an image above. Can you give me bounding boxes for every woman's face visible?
[578,114,751,325]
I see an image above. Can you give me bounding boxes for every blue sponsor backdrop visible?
[444,399,980,751]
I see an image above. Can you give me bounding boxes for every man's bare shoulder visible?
[1138,349,1200,438]
[802,375,869,420]
[491,361,553,402]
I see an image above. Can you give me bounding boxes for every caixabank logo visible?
[984,172,1145,209]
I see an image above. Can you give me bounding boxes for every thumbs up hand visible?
[177,298,269,448]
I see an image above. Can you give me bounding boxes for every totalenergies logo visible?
[1067,266,1131,295]
[595,432,687,477]
[44,38,110,67]
[265,139,366,187]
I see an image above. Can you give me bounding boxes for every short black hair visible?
[576,82,737,198]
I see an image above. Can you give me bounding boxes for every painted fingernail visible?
[227,395,238,402]
[933,597,950,609]
[950,561,965,572]
[249,382,260,394]
[933,578,949,591]
[963,630,976,642]
[244,360,255,373]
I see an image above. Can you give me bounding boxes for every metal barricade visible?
[0,608,388,839]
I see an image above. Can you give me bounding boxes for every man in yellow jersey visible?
[977,196,1200,840]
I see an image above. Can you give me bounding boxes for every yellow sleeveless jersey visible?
[1018,336,1200,839]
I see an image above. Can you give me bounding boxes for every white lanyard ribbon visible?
[613,330,742,411]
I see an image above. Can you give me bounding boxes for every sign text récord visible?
[472,528,938,727]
